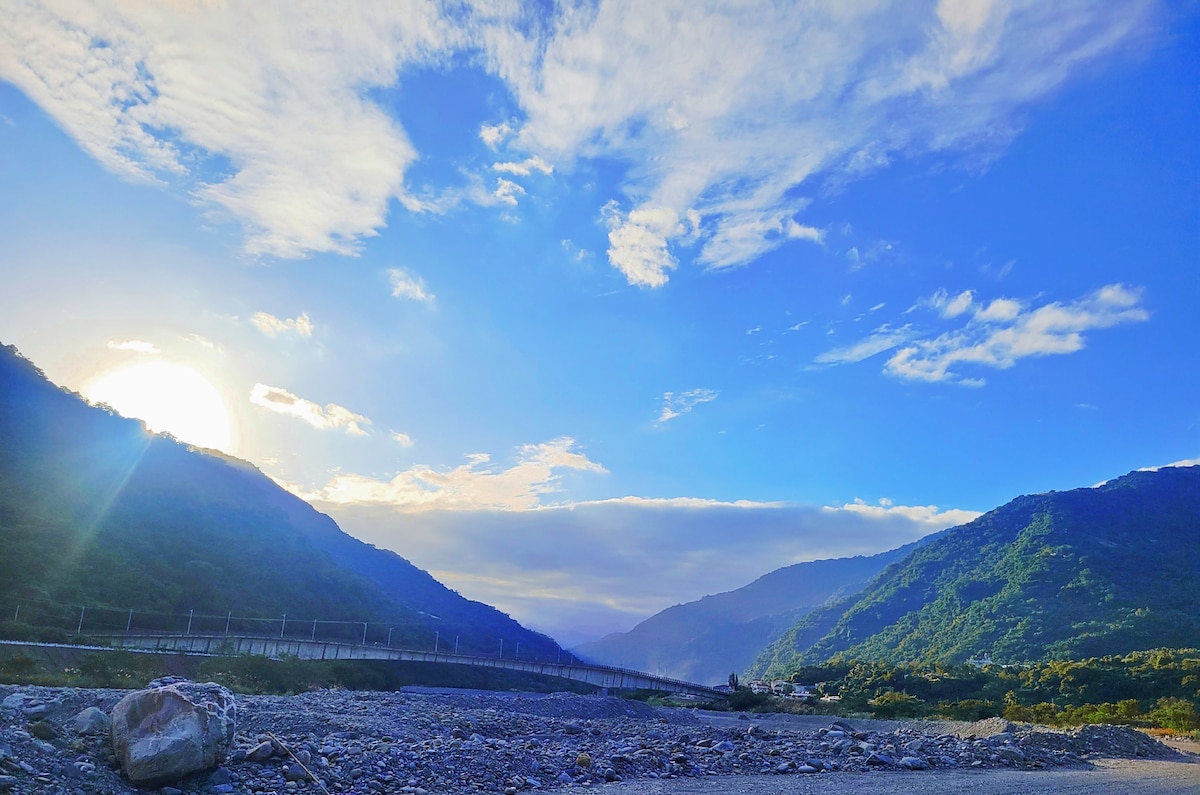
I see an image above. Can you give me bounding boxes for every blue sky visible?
[1,1,1197,645]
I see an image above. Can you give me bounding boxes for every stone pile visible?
[0,684,1187,795]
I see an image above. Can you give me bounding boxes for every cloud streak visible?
[107,340,160,354]
[658,388,718,424]
[295,437,608,512]
[251,311,313,338]
[819,284,1150,385]
[1,2,1155,278]
[388,268,434,303]
[249,383,371,436]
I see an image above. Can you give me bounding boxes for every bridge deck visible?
[101,634,725,699]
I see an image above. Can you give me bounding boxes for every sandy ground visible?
[601,758,1200,795]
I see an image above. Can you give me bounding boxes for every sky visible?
[1,1,1198,647]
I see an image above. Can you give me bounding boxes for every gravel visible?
[0,683,1191,795]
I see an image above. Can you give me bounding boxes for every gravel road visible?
[600,758,1200,795]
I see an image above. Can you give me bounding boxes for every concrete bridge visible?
[103,634,726,700]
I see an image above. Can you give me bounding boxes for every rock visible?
[996,746,1025,763]
[0,776,16,791]
[245,740,275,762]
[556,772,573,784]
[0,694,30,711]
[110,680,237,788]
[866,752,896,766]
[900,756,929,770]
[73,706,111,736]
[27,719,58,740]
[796,764,818,773]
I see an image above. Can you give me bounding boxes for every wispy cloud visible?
[816,326,910,365]
[493,177,526,206]
[107,339,160,354]
[0,4,457,258]
[658,388,719,424]
[249,383,370,436]
[492,156,553,177]
[392,431,415,448]
[388,268,434,303]
[1,3,1153,274]
[820,284,1150,385]
[886,284,1150,385]
[498,2,1154,285]
[251,311,313,338]
[825,497,982,529]
[479,121,513,149]
[294,437,607,512]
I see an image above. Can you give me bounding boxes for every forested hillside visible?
[577,544,923,684]
[752,465,1200,676]
[0,344,561,659]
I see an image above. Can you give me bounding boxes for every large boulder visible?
[110,680,236,788]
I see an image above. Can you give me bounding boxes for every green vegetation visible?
[752,649,1199,733]
[752,466,1200,674]
[0,344,562,661]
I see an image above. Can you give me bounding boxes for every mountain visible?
[751,465,1200,676]
[0,343,561,659]
[576,542,924,685]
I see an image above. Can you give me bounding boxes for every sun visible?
[85,360,234,453]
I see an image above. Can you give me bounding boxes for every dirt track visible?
[601,758,1200,794]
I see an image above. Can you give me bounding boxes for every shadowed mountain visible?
[750,465,1200,676]
[576,542,926,685]
[0,343,562,659]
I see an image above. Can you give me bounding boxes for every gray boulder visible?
[73,707,111,736]
[110,680,236,788]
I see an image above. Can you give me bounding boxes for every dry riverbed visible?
[1,683,1196,795]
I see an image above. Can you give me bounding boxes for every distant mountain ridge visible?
[576,541,926,685]
[0,343,561,659]
[750,465,1200,676]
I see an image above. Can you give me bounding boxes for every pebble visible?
[0,684,1185,794]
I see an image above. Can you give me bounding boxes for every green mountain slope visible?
[751,466,1200,676]
[0,344,561,659]
[576,544,923,685]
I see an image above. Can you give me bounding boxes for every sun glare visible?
[85,361,234,453]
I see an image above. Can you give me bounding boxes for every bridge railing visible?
[0,596,724,694]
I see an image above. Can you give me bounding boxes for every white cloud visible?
[601,201,685,288]
[479,121,513,149]
[816,326,910,365]
[107,339,159,354]
[328,495,978,646]
[493,177,526,206]
[929,288,975,318]
[295,437,607,512]
[825,498,982,529]
[1,2,1154,276]
[249,383,370,436]
[658,388,718,424]
[495,1,1154,285]
[392,431,415,447]
[0,2,455,258]
[183,334,217,350]
[822,284,1149,385]
[1136,458,1200,473]
[251,311,313,338]
[492,156,553,176]
[388,268,434,303]
[885,283,1150,384]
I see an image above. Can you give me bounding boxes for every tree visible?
[728,672,740,691]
